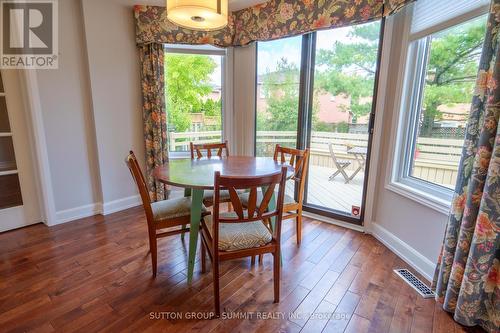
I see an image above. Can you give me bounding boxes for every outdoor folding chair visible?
[328,143,352,183]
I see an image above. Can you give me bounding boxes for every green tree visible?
[316,18,485,135]
[165,54,217,132]
[201,98,222,129]
[420,17,486,136]
[258,58,301,131]
[315,22,381,122]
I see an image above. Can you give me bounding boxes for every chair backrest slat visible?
[273,145,310,203]
[246,188,258,217]
[190,141,229,159]
[212,168,287,226]
[125,151,154,225]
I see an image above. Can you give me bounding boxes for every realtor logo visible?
[0,0,58,69]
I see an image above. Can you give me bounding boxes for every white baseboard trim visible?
[55,203,102,225]
[102,195,141,215]
[302,211,365,233]
[369,222,435,282]
[54,195,141,225]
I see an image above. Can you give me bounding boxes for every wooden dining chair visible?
[199,167,288,317]
[240,144,310,244]
[190,141,229,159]
[125,151,208,277]
[189,141,232,208]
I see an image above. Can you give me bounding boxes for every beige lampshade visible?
[166,0,229,31]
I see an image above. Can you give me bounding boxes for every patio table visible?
[346,147,368,183]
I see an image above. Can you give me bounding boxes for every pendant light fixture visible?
[166,0,229,31]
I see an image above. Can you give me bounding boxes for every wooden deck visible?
[287,165,364,214]
[0,207,479,333]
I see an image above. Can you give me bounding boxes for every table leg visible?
[187,188,204,283]
[181,188,192,240]
[346,153,364,183]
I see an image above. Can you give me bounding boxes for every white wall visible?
[369,11,448,281]
[36,0,100,215]
[81,0,145,213]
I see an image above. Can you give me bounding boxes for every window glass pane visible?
[165,53,223,152]
[410,15,487,189]
[0,97,11,133]
[256,36,302,157]
[0,174,22,209]
[0,137,17,172]
[307,21,381,218]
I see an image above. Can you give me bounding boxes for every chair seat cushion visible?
[203,213,272,251]
[151,197,207,221]
[238,191,297,208]
[203,189,231,201]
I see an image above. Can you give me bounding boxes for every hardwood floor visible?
[0,207,478,333]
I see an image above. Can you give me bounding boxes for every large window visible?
[165,46,225,154]
[255,36,302,157]
[393,1,488,207]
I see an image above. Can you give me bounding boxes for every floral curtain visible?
[432,2,500,332]
[134,5,235,47]
[231,0,412,46]
[134,0,416,47]
[138,43,168,202]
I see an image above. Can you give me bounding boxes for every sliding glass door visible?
[255,21,383,224]
[305,21,382,222]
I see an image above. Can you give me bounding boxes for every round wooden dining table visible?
[153,156,293,283]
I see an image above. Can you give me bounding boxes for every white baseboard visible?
[369,222,435,282]
[302,211,365,233]
[102,195,141,215]
[55,203,102,225]
[54,195,141,225]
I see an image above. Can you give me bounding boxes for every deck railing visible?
[169,130,463,187]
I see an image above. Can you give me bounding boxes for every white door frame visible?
[18,70,57,226]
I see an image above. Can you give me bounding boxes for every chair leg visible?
[273,251,280,303]
[181,224,187,240]
[329,169,341,180]
[201,241,206,273]
[213,261,221,318]
[150,237,158,277]
[340,168,351,183]
[296,210,302,245]
[259,254,263,264]
[251,255,255,265]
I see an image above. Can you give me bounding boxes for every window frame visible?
[164,45,227,159]
[389,6,489,214]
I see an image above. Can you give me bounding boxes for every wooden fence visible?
[169,130,463,187]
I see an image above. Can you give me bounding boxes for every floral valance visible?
[134,0,416,47]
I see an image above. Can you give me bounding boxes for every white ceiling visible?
[131,0,268,11]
